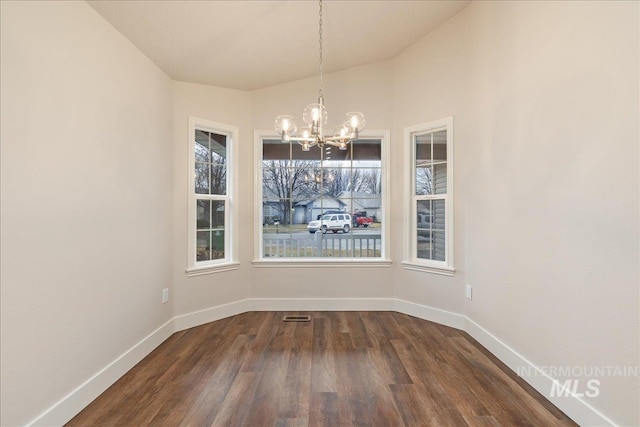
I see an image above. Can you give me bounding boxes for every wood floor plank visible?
[66,311,578,427]
[279,322,313,420]
[309,392,339,427]
[390,338,477,426]
[310,317,337,393]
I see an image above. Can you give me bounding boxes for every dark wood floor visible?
[67,312,577,426]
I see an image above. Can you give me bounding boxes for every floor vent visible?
[283,315,311,322]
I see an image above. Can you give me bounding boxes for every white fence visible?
[263,232,381,258]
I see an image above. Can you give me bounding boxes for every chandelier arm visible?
[289,137,317,143]
[324,136,350,143]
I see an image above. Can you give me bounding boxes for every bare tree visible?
[415,167,432,195]
[351,169,382,194]
[301,167,383,197]
[262,160,316,224]
[311,168,348,198]
[195,144,227,196]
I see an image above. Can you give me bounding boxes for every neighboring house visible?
[294,197,347,224]
[263,201,283,224]
[338,191,382,222]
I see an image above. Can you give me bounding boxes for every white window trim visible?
[403,117,455,275]
[186,117,239,277]
[253,129,391,266]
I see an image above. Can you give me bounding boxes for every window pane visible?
[433,163,447,194]
[415,134,432,165]
[197,200,210,229]
[263,161,324,202]
[195,130,210,163]
[351,139,381,161]
[299,169,324,201]
[195,162,210,194]
[263,142,288,161]
[349,168,382,195]
[211,200,225,228]
[263,198,294,225]
[433,199,445,231]
[416,199,446,261]
[416,200,433,260]
[210,165,226,195]
[293,142,322,161]
[340,198,380,223]
[416,229,432,260]
[321,145,347,162]
[433,230,446,261]
[262,163,291,199]
[196,231,211,261]
[415,167,433,195]
[210,230,225,260]
[210,133,227,161]
[432,130,447,161]
[263,202,311,258]
[263,139,323,162]
[415,129,447,196]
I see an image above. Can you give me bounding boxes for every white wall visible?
[250,61,396,301]
[0,2,173,426]
[171,81,252,316]
[395,1,639,425]
[391,2,470,315]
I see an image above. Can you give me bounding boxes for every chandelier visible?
[274,0,366,152]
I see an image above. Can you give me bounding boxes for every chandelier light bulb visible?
[300,127,311,140]
[275,115,297,141]
[345,112,366,138]
[303,103,327,128]
[334,125,348,139]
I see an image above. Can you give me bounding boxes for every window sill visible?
[186,261,240,277]
[253,259,392,268]
[402,261,455,276]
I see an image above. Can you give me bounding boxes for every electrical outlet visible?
[465,284,472,300]
[162,288,169,304]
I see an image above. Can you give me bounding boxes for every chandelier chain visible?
[318,0,323,96]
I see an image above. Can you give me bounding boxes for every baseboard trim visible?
[28,298,617,427]
[28,318,175,427]
[393,298,466,330]
[249,297,393,311]
[465,318,616,427]
[173,299,251,332]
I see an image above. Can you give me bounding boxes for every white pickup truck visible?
[307,213,352,234]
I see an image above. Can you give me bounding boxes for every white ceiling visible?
[88,0,470,91]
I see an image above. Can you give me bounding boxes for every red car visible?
[352,212,373,228]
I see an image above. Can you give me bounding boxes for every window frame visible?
[186,117,239,276]
[403,117,455,276]
[253,129,391,267]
